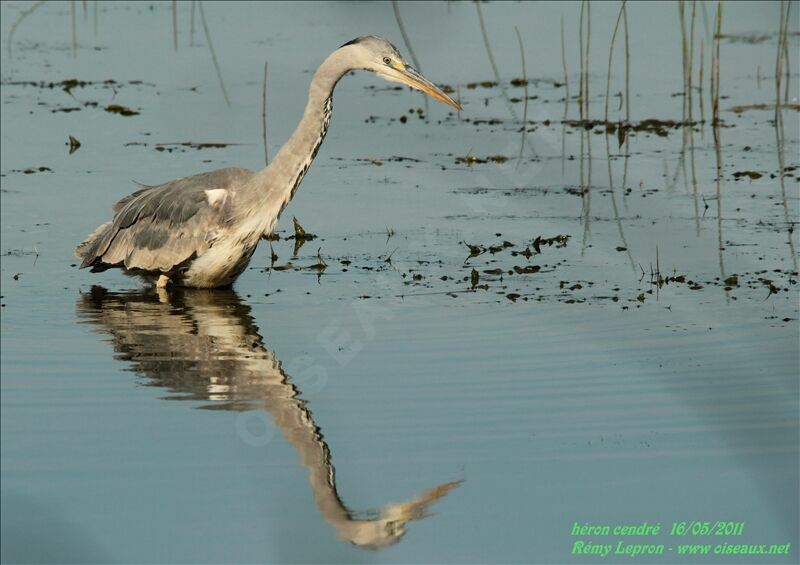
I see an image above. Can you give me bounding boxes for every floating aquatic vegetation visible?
[759,278,780,296]
[463,242,485,259]
[732,170,763,180]
[306,248,327,272]
[67,135,81,154]
[465,81,497,89]
[532,235,570,253]
[487,241,513,254]
[468,118,504,125]
[570,117,722,137]
[513,265,540,274]
[105,104,139,116]
[511,247,534,259]
[153,142,233,152]
[716,32,780,44]
[728,103,800,112]
[1,78,152,93]
[287,217,316,256]
[291,217,315,241]
[353,157,383,166]
[2,249,39,257]
[455,154,508,165]
[12,166,52,174]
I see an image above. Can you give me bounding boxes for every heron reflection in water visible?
[77,287,460,549]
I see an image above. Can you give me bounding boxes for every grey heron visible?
[75,36,460,289]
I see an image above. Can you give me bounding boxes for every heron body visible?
[76,36,459,288]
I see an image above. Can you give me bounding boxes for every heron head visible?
[339,35,461,110]
[341,517,408,550]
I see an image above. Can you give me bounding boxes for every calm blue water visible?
[2,1,798,563]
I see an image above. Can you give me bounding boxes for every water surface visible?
[1,1,798,563]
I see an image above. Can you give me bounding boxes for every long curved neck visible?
[260,381,353,529]
[242,49,352,219]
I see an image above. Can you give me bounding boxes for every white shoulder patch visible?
[205,188,229,206]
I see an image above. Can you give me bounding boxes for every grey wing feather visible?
[111,186,150,212]
[77,167,254,272]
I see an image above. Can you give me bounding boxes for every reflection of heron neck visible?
[77,290,455,550]
[260,388,352,528]
[262,392,405,548]
[242,50,350,229]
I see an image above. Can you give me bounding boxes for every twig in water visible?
[774,3,798,270]
[776,1,792,107]
[198,1,231,106]
[391,0,428,116]
[656,246,661,280]
[712,1,722,129]
[71,0,77,58]
[583,0,591,119]
[579,1,585,119]
[172,0,178,52]
[561,15,569,118]
[604,1,627,124]
[475,2,536,156]
[775,0,785,111]
[783,3,791,104]
[700,0,711,40]
[7,0,46,59]
[679,1,687,121]
[384,247,399,263]
[514,26,528,170]
[699,39,705,123]
[604,105,636,273]
[623,2,630,123]
[262,61,269,165]
[688,0,696,122]
[476,2,501,88]
[709,13,715,121]
[190,0,196,46]
[561,14,570,175]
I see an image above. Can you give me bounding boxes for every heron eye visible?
[383,57,392,65]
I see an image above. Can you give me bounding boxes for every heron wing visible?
[78,167,255,272]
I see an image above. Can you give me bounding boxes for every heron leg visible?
[156,274,171,288]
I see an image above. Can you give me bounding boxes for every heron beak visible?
[389,65,462,110]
